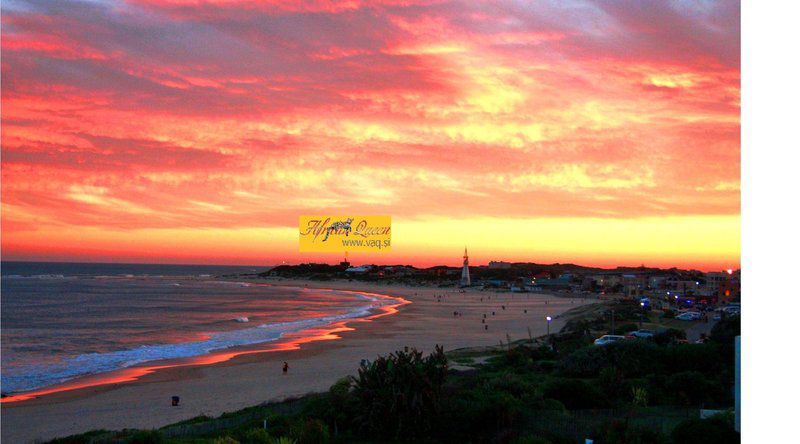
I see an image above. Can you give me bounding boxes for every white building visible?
[460,247,471,287]
[705,271,730,295]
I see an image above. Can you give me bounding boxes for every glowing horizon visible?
[1,1,740,271]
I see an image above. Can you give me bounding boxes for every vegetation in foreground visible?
[48,302,740,444]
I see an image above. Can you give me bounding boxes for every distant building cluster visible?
[488,261,512,269]
[263,252,740,306]
[480,264,741,306]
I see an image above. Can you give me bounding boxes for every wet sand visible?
[1,279,596,443]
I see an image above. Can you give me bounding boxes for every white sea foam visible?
[2,274,74,280]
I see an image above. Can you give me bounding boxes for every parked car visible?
[676,311,702,321]
[594,335,626,346]
[630,329,655,339]
[722,306,740,315]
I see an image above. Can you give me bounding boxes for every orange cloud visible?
[1,0,740,270]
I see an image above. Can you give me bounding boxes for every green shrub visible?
[214,437,241,444]
[561,318,593,336]
[484,388,524,423]
[536,359,557,372]
[559,341,662,378]
[709,316,740,346]
[663,344,725,375]
[552,336,594,356]
[435,385,526,442]
[484,372,536,398]
[503,345,558,369]
[541,378,607,409]
[670,417,738,444]
[665,371,727,406]
[47,430,113,444]
[300,383,354,434]
[521,393,567,412]
[123,430,164,444]
[597,419,667,444]
[350,345,448,440]
[263,414,292,439]
[329,377,351,398]
[293,419,329,444]
[598,366,630,403]
[241,428,270,444]
[631,386,648,407]
[505,346,535,368]
[654,328,685,345]
[604,341,662,377]
[557,347,608,377]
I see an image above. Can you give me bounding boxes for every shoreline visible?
[2,278,599,443]
[1,282,410,404]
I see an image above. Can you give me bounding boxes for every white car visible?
[676,312,702,321]
[722,306,740,316]
[630,329,655,339]
[594,335,626,346]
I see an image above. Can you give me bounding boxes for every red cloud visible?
[1,0,740,267]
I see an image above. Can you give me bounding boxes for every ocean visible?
[0,262,397,395]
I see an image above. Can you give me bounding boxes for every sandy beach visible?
[1,279,598,443]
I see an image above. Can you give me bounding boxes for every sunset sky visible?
[1,0,740,270]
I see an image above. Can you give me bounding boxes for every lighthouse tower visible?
[460,247,471,287]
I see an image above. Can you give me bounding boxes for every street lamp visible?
[546,316,552,337]
[639,301,645,329]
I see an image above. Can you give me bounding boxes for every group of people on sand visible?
[438,292,561,334]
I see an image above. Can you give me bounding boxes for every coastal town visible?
[262,253,741,315]
[257,251,743,353]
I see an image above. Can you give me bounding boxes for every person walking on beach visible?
[282,361,289,374]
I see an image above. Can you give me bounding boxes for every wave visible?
[0,291,395,394]
[1,274,75,280]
